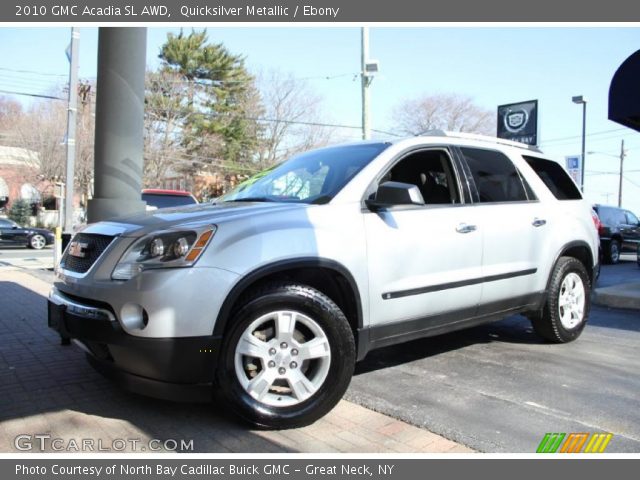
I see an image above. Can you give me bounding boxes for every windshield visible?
[220,143,390,204]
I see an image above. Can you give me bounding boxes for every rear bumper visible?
[48,291,220,402]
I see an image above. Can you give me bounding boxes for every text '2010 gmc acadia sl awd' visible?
[48,132,599,428]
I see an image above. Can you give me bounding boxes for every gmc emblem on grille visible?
[68,241,90,258]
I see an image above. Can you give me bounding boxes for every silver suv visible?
[48,132,599,428]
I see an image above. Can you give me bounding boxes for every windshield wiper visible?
[225,197,275,203]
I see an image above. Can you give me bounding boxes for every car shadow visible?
[0,281,296,454]
[354,315,543,376]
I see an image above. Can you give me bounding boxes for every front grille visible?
[61,233,114,274]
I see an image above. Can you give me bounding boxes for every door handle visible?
[456,223,477,234]
[532,218,547,227]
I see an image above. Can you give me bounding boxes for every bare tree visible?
[256,70,334,168]
[12,100,67,180]
[393,93,495,136]
[0,97,23,141]
[0,88,95,205]
[143,69,191,185]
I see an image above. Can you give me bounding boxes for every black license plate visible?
[47,299,66,330]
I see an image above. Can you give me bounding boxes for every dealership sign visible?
[565,155,582,188]
[497,100,539,146]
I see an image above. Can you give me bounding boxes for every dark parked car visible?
[0,218,54,249]
[593,204,640,264]
[142,189,198,209]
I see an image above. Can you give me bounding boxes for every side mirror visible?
[365,181,425,211]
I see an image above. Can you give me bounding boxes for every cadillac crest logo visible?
[504,109,529,133]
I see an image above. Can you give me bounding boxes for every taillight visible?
[591,211,602,233]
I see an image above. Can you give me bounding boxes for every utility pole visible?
[64,27,80,233]
[361,27,370,140]
[618,139,626,207]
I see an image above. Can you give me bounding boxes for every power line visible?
[540,128,629,145]
[0,67,67,77]
[0,89,65,101]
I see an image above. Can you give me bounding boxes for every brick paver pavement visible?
[0,267,473,453]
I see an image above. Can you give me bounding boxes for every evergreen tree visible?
[8,199,31,226]
[157,29,262,171]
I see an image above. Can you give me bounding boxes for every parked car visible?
[592,204,640,264]
[0,218,55,250]
[49,132,599,428]
[142,189,198,209]
[0,218,54,249]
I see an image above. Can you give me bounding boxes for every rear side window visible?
[460,147,532,203]
[626,211,639,225]
[523,156,582,200]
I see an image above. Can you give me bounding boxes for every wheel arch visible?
[551,240,596,288]
[214,257,363,342]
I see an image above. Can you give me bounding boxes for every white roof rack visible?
[419,130,542,153]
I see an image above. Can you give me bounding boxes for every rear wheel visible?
[603,239,620,264]
[531,257,590,343]
[216,283,355,429]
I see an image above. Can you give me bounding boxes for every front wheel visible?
[216,283,355,429]
[531,257,591,343]
[29,234,46,250]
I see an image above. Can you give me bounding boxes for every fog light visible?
[120,303,146,330]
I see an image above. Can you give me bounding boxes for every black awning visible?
[609,49,640,132]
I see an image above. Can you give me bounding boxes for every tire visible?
[603,239,620,264]
[29,234,46,250]
[531,257,591,343]
[216,283,355,429]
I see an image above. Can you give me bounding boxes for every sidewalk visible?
[0,267,472,454]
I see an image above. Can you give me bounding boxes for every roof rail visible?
[419,130,542,153]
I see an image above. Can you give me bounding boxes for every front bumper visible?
[48,290,220,402]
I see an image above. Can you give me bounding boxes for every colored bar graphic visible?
[584,433,613,453]
[537,433,566,453]
[560,433,589,453]
[537,432,613,453]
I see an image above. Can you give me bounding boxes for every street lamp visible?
[572,95,587,192]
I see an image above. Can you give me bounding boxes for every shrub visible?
[8,199,32,226]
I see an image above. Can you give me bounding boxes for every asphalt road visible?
[346,260,640,453]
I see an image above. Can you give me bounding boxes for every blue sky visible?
[0,26,639,212]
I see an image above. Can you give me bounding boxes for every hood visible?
[81,201,311,238]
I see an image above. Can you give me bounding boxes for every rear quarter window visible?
[522,156,582,200]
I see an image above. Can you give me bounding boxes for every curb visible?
[593,282,640,311]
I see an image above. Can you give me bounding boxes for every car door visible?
[364,147,484,339]
[622,210,640,251]
[457,146,548,312]
[0,219,20,245]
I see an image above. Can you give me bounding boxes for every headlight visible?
[112,225,216,280]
